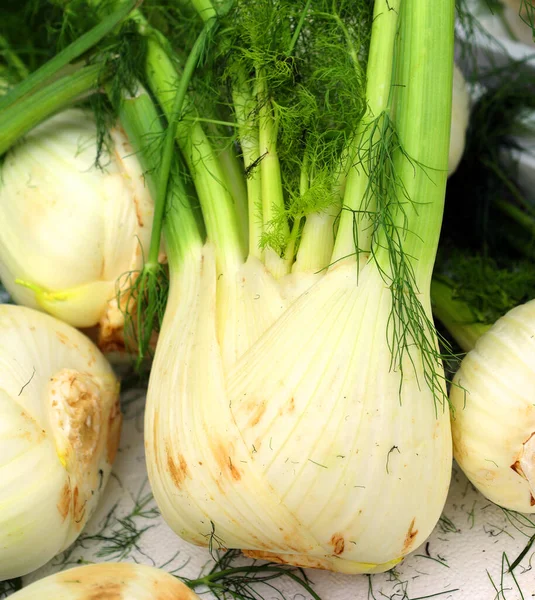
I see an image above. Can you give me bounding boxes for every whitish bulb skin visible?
[145,244,452,574]
[450,300,535,512]
[10,563,199,599]
[0,109,154,352]
[448,65,470,176]
[0,305,121,580]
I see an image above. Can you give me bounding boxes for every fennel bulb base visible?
[243,549,402,575]
[145,244,451,573]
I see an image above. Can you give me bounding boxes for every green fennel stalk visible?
[149,0,455,410]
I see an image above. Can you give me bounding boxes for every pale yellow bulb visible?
[0,109,154,349]
[11,563,199,599]
[0,305,121,580]
[450,300,535,512]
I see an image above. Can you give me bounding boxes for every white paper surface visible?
[8,389,533,600]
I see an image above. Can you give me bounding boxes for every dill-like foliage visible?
[181,547,322,600]
[215,0,373,256]
[437,253,535,326]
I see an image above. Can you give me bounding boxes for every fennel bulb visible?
[0,305,121,580]
[449,300,535,512]
[10,563,199,599]
[0,108,154,351]
[141,0,454,574]
[449,65,470,176]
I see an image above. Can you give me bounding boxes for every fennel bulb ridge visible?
[145,245,452,574]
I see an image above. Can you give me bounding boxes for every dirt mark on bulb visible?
[402,518,418,553]
[167,446,189,489]
[57,481,72,521]
[213,441,242,482]
[107,396,122,464]
[84,583,123,600]
[330,533,345,556]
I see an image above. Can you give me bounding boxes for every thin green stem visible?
[287,0,313,56]
[146,17,216,267]
[484,158,535,217]
[188,0,217,22]
[111,82,201,365]
[0,64,103,155]
[431,278,490,352]
[144,37,245,270]
[0,34,30,80]
[232,72,263,259]
[496,198,535,235]
[331,0,400,264]
[0,0,138,112]
[257,72,288,276]
[379,0,455,285]
[184,565,322,600]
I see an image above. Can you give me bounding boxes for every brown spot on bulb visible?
[511,460,524,477]
[167,447,189,489]
[85,583,122,600]
[330,533,345,555]
[247,400,267,427]
[213,441,242,482]
[58,482,71,521]
[402,518,418,553]
[107,396,122,465]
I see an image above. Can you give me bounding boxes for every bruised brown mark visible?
[85,583,122,600]
[132,194,144,228]
[402,518,418,553]
[167,448,189,489]
[57,482,71,521]
[57,563,134,597]
[56,331,70,345]
[531,494,535,507]
[107,397,122,465]
[330,533,345,556]
[214,442,242,482]
[243,549,332,571]
[511,460,524,477]
[248,401,267,427]
[73,486,86,528]
[279,396,296,417]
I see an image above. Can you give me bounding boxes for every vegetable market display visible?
[1,0,535,599]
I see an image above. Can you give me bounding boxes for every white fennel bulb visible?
[0,108,154,350]
[448,65,470,176]
[137,0,454,575]
[450,300,535,512]
[10,563,199,599]
[0,305,121,580]
[145,244,452,574]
